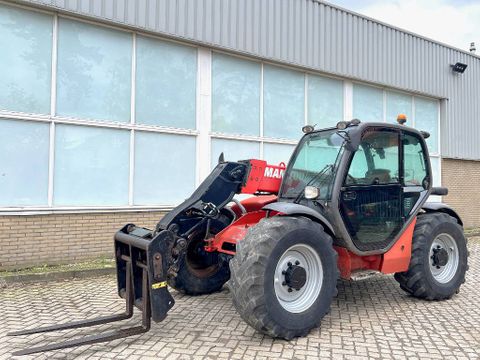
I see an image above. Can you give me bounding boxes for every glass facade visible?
[134,132,196,204]
[136,35,197,129]
[0,3,442,209]
[386,91,412,125]
[210,139,260,168]
[0,5,52,114]
[415,97,439,154]
[54,125,130,206]
[353,84,383,122]
[307,75,344,128]
[263,65,305,139]
[56,18,132,122]
[212,53,260,135]
[0,120,50,206]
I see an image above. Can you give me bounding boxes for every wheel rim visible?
[429,233,459,284]
[274,244,323,313]
[185,230,219,278]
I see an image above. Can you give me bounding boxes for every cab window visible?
[403,133,428,187]
[345,130,400,185]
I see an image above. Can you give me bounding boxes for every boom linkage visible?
[8,160,284,356]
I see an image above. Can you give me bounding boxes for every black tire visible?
[228,216,338,340]
[394,212,468,300]
[168,216,231,295]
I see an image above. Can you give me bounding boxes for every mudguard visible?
[422,202,463,226]
[262,202,335,235]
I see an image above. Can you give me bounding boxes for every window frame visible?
[0,1,443,213]
[0,5,199,213]
[209,50,346,168]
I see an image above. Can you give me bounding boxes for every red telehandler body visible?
[9,120,468,356]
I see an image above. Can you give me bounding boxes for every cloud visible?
[329,0,480,51]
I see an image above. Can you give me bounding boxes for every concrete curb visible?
[0,267,115,286]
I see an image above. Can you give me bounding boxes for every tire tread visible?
[395,212,467,300]
[228,216,338,339]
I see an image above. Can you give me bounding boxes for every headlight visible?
[336,121,348,130]
[304,186,319,199]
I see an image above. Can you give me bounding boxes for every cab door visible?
[402,131,431,217]
[339,129,404,251]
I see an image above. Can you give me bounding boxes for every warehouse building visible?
[0,0,479,269]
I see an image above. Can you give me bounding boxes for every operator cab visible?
[278,119,432,254]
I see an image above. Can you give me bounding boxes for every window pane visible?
[353,84,383,122]
[346,130,399,185]
[0,119,49,206]
[404,133,428,186]
[134,132,196,205]
[212,53,260,135]
[263,143,295,166]
[263,65,304,139]
[386,91,412,124]
[347,146,369,180]
[307,75,343,128]
[415,97,438,153]
[281,130,344,200]
[54,125,129,205]
[211,139,260,168]
[430,157,441,187]
[0,4,52,114]
[136,36,196,129]
[57,19,132,122]
[427,157,441,202]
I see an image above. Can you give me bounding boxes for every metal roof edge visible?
[316,0,480,61]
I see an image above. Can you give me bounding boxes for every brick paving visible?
[1,240,479,360]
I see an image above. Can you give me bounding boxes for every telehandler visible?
[9,119,468,356]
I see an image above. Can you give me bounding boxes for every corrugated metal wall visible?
[14,0,480,160]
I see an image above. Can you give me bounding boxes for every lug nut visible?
[288,288,293,293]
[287,262,292,267]
[282,270,286,275]
[282,281,286,286]
[436,265,441,269]
[295,260,300,265]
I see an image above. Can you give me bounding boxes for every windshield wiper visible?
[293,164,333,204]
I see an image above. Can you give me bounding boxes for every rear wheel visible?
[228,216,338,340]
[168,216,231,295]
[394,212,468,300]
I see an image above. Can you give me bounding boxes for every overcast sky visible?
[326,0,480,52]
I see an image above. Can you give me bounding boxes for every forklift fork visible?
[8,226,177,357]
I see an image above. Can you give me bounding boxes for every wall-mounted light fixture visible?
[451,62,468,74]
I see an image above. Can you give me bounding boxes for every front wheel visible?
[394,213,468,300]
[228,216,338,340]
[168,216,231,295]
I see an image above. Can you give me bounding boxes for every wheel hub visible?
[274,244,323,313]
[429,233,459,284]
[431,246,449,268]
[283,262,307,291]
